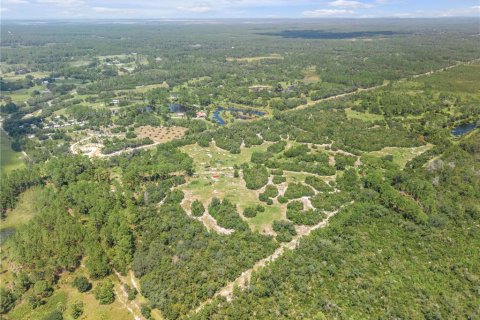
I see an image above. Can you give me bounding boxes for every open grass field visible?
[226,54,283,62]
[0,187,43,233]
[181,142,272,171]
[303,66,320,84]
[7,271,133,320]
[1,129,25,174]
[368,144,433,168]
[345,108,385,122]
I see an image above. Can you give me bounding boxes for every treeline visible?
[0,167,43,214]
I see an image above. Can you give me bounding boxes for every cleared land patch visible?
[1,129,25,173]
[368,144,433,168]
[135,125,186,143]
[226,54,283,62]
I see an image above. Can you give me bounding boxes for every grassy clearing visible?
[247,205,284,233]
[181,142,271,172]
[368,144,433,168]
[226,54,283,62]
[345,108,384,122]
[181,142,291,231]
[0,187,43,232]
[8,270,132,320]
[1,129,25,174]
[303,66,320,84]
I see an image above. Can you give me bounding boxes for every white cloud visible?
[328,0,374,9]
[1,7,11,12]
[3,0,28,4]
[92,7,138,14]
[37,0,85,7]
[303,9,355,17]
[177,5,212,13]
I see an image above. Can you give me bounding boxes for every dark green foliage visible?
[12,191,84,272]
[208,198,248,231]
[42,310,63,320]
[93,281,115,305]
[336,168,360,192]
[286,201,326,225]
[272,220,297,242]
[334,153,357,170]
[267,141,287,153]
[263,185,278,198]
[0,167,43,213]
[284,144,309,158]
[284,183,315,199]
[124,284,138,301]
[278,196,288,204]
[0,287,16,314]
[304,176,333,192]
[102,137,153,155]
[272,175,286,184]
[71,301,84,319]
[311,191,352,212]
[243,164,269,190]
[132,204,277,319]
[243,206,260,218]
[141,304,152,319]
[73,276,91,293]
[191,200,205,217]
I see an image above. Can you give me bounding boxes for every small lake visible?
[451,122,477,136]
[213,107,266,126]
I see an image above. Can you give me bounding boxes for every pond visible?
[451,122,477,136]
[213,107,266,126]
[0,227,15,245]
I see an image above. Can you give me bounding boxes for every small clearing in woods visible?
[226,54,283,62]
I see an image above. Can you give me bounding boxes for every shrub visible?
[284,183,315,199]
[93,281,115,305]
[273,220,297,242]
[263,185,279,198]
[272,175,287,184]
[305,176,333,192]
[42,310,63,320]
[71,301,84,319]
[191,200,205,217]
[243,165,269,190]
[0,287,16,314]
[73,276,92,293]
[243,206,258,218]
[124,284,138,301]
[141,304,152,319]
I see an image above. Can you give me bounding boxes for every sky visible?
[0,0,479,19]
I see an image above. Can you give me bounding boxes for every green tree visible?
[93,281,115,305]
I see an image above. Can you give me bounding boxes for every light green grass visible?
[226,54,283,62]
[247,205,284,232]
[345,108,385,122]
[368,144,433,169]
[8,270,133,320]
[0,187,43,232]
[1,129,25,174]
